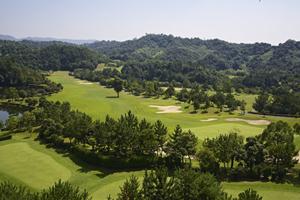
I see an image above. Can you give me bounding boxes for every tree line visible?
[0,58,62,99]
[0,169,263,200]
[110,168,263,200]
[199,121,298,181]
[253,89,300,116]
[4,97,299,181]
[73,68,244,114]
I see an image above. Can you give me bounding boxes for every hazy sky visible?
[0,0,300,44]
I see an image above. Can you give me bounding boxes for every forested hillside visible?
[87,34,300,92]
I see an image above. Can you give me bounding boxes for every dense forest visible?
[87,34,300,92]
[1,35,300,115]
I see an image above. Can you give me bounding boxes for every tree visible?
[113,78,123,98]
[0,181,38,200]
[0,180,91,200]
[6,115,19,131]
[164,84,175,98]
[293,123,300,135]
[197,148,219,174]
[176,88,189,102]
[242,137,265,174]
[260,121,297,180]
[0,121,3,130]
[173,169,224,200]
[253,93,270,114]
[154,120,168,156]
[40,180,91,200]
[19,111,36,132]
[237,188,262,200]
[240,100,246,115]
[166,125,198,165]
[211,91,226,112]
[203,132,243,170]
[116,176,142,200]
[142,168,176,200]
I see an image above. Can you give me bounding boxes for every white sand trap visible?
[226,118,271,125]
[77,80,94,85]
[294,151,300,163]
[200,118,218,122]
[149,105,182,114]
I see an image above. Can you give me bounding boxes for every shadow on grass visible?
[36,139,144,180]
[106,96,118,98]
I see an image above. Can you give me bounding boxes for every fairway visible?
[0,142,71,189]
[223,182,300,200]
[0,134,143,199]
[0,135,300,200]
[48,71,298,138]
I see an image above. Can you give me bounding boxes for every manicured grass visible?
[0,142,71,189]
[0,134,143,199]
[1,135,300,200]
[48,71,299,135]
[223,181,300,200]
[186,123,264,140]
[1,71,295,199]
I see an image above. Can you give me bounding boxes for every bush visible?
[0,133,12,141]
[71,145,156,170]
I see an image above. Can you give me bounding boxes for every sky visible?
[0,0,300,44]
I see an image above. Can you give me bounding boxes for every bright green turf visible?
[1,71,297,199]
[223,181,300,200]
[48,71,299,135]
[1,135,300,200]
[186,123,263,140]
[0,134,143,199]
[0,140,71,189]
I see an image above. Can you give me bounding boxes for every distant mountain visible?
[86,34,300,71]
[0,34,97,45]
[0,34,16,41]
[23,37,97,45]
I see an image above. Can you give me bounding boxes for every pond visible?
[0,110,9,123]
[0,104,27,124]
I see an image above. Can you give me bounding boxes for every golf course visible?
[1,71,299,200]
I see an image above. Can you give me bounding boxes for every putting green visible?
[0,142,71,189]
[186,123,264,140]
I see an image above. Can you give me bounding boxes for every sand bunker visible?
[149,105,182,114]
[200,118,218,122]
[226,118,271,125]
[77,80,94,85]
[295,151,300,163]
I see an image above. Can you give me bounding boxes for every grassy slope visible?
[48,71,299,134]
[1,71,299,199]
[1,134,299,200]
[0,133,143,199]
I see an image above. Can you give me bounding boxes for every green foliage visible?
[0,180,91,200]
[40,180,91,200]
[112,78,123,98]
[115,176,142,200]
[237,188,263,200]
[166,125,198,166]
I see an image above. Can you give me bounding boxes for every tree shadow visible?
[106,96,118,98]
